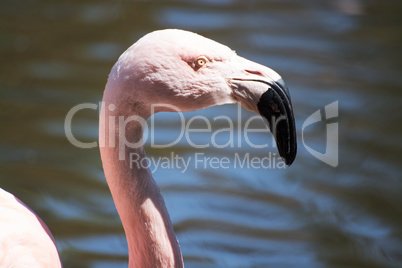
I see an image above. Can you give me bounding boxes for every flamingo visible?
[0,29,296,267]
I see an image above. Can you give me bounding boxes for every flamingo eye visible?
[195,56,208,68]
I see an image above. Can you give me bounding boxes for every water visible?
[1,0,402,267]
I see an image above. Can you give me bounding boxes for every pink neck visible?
[99,97,183,268]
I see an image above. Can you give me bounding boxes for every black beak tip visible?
[257,82,297,167]
[280,147,297,166]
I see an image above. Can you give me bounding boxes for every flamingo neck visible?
[99,97,183,268]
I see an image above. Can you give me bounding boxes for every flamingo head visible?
[107,29,297,165]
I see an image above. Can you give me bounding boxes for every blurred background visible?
[1,0,402,267]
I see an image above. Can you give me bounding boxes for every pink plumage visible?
[1,29,296,267]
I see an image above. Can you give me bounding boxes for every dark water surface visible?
[1,0,402,267]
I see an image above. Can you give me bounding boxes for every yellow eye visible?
[195,56,208,68]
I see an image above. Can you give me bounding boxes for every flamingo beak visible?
[229,58,297,166]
